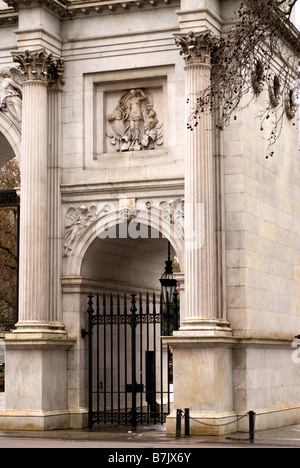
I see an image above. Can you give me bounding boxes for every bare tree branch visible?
[188,0,300,158]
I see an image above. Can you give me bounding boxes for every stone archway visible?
[62,212,184,427]
[0,112,22,167]
[65,204,185,280]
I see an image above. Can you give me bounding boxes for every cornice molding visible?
[3,0,179,18]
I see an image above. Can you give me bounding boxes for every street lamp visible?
[160,241,177,305]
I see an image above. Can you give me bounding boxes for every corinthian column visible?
[175,32,217,330]
[12,49,63,333]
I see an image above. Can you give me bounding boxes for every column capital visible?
[175,31,218,66]
[11,49,64,87]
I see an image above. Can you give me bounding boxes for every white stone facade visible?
[0,0,299,434]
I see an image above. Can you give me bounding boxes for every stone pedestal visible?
[165,334,236,436]
[0,334,75,430]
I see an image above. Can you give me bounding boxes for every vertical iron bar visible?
[130,293,138,429]
[96,294,100,423]
[87,294,94,429]
[160,292,164,424]
[139,292,143,424]
[110,294,114,424]
[103,294,107,424]
[153,291,157,425]
[16,203,20,323]
[117,294,121,424]
[146,292,150,424]
[124,293,128,425]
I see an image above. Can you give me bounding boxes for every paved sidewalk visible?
[1,423,300,448]
[1,392,300,448]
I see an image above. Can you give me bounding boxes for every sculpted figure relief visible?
[64,203,112,256]
[106,88,163,152]
[0,68,22,128]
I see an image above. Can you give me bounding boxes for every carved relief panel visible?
[90,75,167,158]
[106,88,163,152]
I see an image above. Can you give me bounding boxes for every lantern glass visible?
[160,252,177,305]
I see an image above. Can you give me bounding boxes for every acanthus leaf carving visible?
[12,49,64,87]
[175,31,217,66]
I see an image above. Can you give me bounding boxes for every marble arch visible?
[0,0,299,436]
[65,206,185,279]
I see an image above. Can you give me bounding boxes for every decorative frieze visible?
[64,197,185,256]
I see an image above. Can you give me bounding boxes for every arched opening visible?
[80,222,182,428]
[0,133,16,169]
[81,225,178,292]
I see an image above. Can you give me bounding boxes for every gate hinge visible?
[81,329,92,339]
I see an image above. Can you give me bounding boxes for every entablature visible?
[2,0,180,19]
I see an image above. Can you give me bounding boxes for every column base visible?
[0,410,71,431]
[180,318,232,336]
[14,321,67,336]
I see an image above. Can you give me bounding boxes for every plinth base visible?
[0,332,75,431]
[164,331,236,436]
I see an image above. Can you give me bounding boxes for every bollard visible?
[176,409,182,438]
[185,408,190,436]
[249,411,256,443]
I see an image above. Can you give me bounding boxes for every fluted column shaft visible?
[12,49,64,332]
[176,32,217,329]
[48,84,63,328]
[18,80,49,329]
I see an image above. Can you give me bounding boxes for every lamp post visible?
[160,241,177,305]
[160,241,179,335]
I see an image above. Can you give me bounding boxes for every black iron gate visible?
[0,190,20,330]
[82,291,179,429]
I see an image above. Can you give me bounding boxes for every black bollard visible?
[249,411,256,443]
[176,409,182,438]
